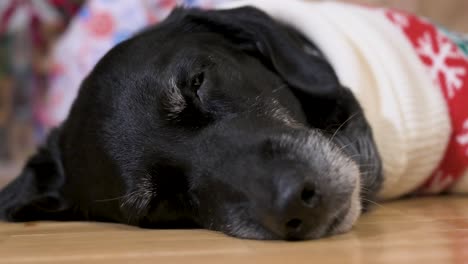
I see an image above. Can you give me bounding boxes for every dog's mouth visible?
[280,205,353,241]
[324,206,351,236]
[218,204,354,241]
[324,177,362,237]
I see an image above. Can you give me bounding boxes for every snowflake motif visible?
[416,32,467,98]
[387,11,409,28]
[424,170,454,193]
[456,119,468,156]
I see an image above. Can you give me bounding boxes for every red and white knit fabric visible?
[219,0,468,199]
[385,10,468,195]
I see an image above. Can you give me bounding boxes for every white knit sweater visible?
[217,0,468,199]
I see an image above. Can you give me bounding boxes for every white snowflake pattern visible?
[424,170,454,193]
[456,119,468,156]
[388,11,409,28]
[416,32,466,98]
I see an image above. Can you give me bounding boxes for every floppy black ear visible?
[0,129,69,221]
[182,6,340,99]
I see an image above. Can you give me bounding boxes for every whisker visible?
[361,198,385,209]
[336,140,357,153]
[272,84,288,93]
[358,164,379,169]
[361,198,409,216]
[94,195,130,203]
[344,154,363,160]
[93,191,140,203]
[328,112,359,143]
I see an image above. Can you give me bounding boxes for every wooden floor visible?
[0,197,467,264]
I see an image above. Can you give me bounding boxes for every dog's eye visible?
[190,72,204,91]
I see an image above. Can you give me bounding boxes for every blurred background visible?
[0,0,467,185]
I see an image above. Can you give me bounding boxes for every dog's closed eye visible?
[165,77,187,119]
[190,71,206,103]
[163,69,210,122]
[191,72,204,91]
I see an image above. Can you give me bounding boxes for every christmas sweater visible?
[219,0,468,199]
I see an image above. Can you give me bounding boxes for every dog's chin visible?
[222,222,281,240]
[220,210,358,241]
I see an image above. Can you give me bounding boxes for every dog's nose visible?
[260,179,331,240]
[281,182,320,234]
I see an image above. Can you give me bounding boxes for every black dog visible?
[0,7,382,240]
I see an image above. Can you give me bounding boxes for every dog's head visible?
[0,7,382,240]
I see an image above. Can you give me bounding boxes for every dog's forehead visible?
[163,33,241,61]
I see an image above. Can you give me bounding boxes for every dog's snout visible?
[198,125,360,240]
[281,182,321,237]
[300,184,317,207]
[253,132,360,240]
[259,178,329,240]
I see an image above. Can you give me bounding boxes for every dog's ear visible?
[182,6,339,99]
[0,130,69,221]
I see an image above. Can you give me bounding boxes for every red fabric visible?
[385,9,468,193]
[0,0,21,34]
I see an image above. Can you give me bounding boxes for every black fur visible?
[0,7,382,240]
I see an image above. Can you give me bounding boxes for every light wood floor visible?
[0,196,467,264]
